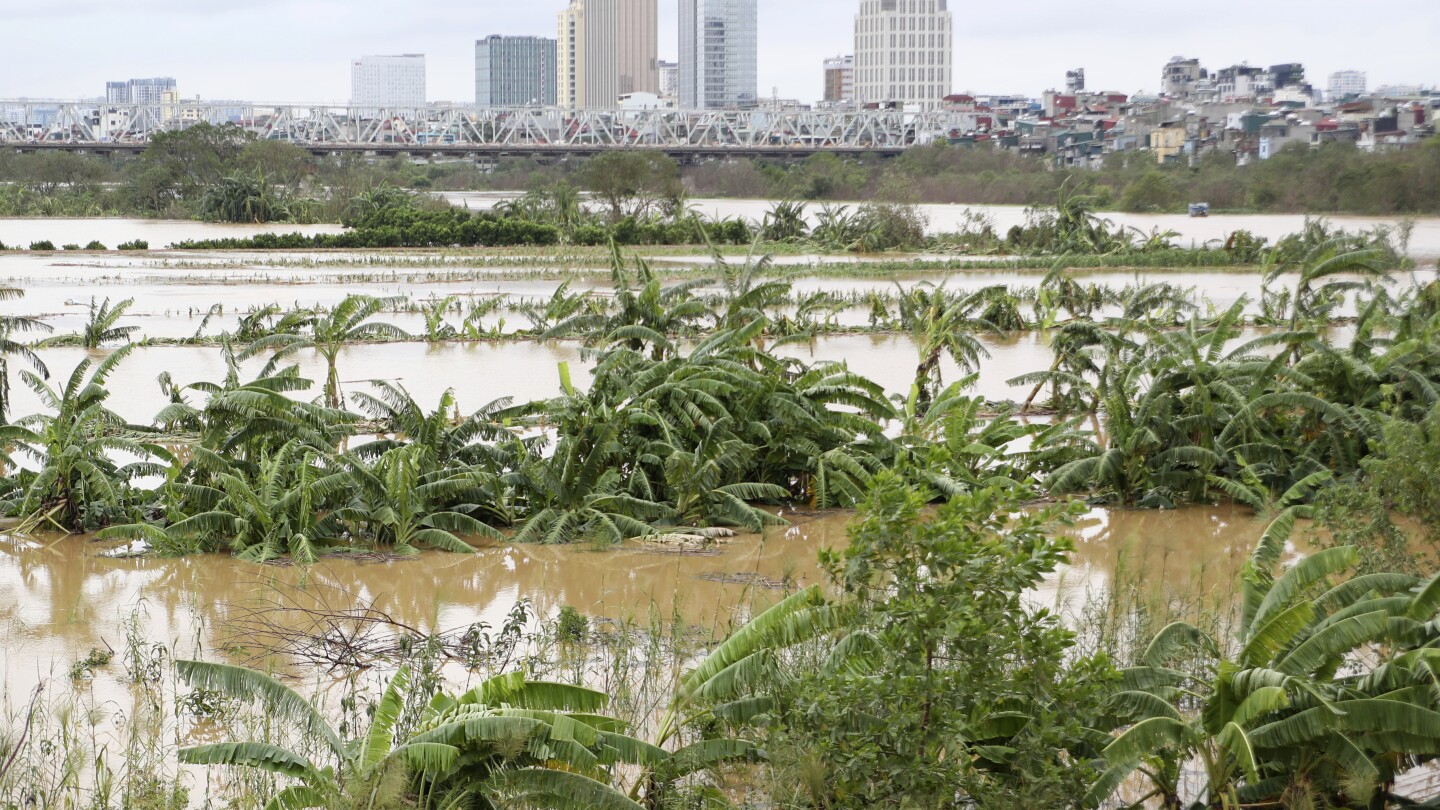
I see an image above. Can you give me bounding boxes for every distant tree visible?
[123,123,255,214]
[18,151,112,195]
[580,151,683,222]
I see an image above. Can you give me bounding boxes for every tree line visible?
[5,125,1439,224]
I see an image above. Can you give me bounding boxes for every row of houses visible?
[931,87,1437,169]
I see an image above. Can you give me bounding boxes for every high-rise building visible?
[475,36,558,107]
[853,0,952,110]
[1065,68,1085,94]
[823,55,855,104]
[350,55,427,109]
[104,77,177,105]
[557,0,658,108]
[558,2,586,108]
[678,0,758,110]
[1328,70,1367,101]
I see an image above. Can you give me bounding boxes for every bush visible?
[28,240,56,251]
[1121,171,1182,212]
[854,203,928,251]
[62,244,81,251]
[84,241,108,251]
[118,240,149,251]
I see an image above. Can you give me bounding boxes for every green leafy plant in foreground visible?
[1094,509,1440,808]
[177,661,646,810]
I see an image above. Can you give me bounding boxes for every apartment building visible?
[476,36,557,107]
[351,54,426,108]
[824,55,856,104]
[558,0,658,108]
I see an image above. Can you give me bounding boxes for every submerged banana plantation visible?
[3,216,1440,808]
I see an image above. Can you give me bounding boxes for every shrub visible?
[85,240,108,251]
[29,240,56,251]
[1121,171,1182,212]
[62,244,81,251]
[118,240,149,251]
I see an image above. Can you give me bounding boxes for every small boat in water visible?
[1188,203,1211,218]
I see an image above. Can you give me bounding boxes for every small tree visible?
[770,474,1115,807]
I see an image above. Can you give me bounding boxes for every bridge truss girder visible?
[0,101,968,153]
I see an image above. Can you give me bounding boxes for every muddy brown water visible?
[0,503,1289,701]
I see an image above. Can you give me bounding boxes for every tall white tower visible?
[351,55,427,109]
[853,0,953,110]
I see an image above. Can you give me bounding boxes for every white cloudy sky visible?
[1,0,1436,103]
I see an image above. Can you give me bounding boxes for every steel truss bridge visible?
[0,101,967,159]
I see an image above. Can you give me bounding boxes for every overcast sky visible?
[2,0,1437,103]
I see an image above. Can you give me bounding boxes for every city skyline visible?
[1,0,1437,104]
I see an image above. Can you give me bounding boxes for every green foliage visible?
[243,293,410,408]
[1121,171,1182,213]
[41,297,139,349]
[1313,403,1440,575]
[178,662,663,810]
[199,170,303,224]
[766,474,1115,807]
[7,347,162,533]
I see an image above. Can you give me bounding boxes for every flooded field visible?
[0,218,345,250]
[0,208,1422,789]
[2,212,1435,807]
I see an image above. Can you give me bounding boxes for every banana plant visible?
[11,346,165,533]
[0,285,51,423]
[321,444,499,555]
[1092,510,1438,809]
[244,294,410,409]
[177,662,647,810]
[42,297,139,349]
[111,441,342,564]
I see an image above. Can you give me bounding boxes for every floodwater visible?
[0,223,1403,735]
[0,218,344,251]
[0,502,1283,701]
[0,266,1384,344]
[684,199,1440,260]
